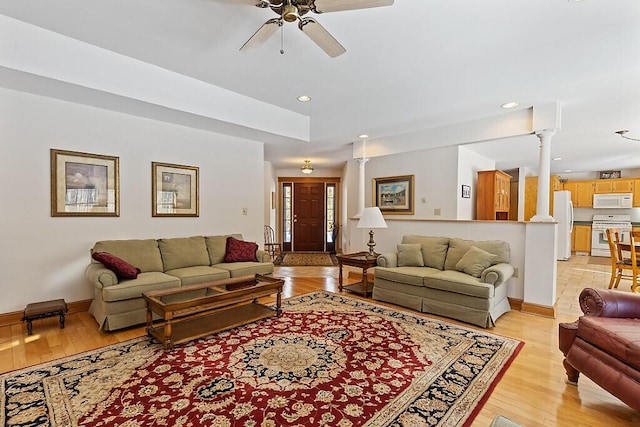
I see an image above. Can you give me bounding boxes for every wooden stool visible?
[22,299,68,335]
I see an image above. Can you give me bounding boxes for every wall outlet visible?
[434,208,441,216]
[513,267,519,278]
[242,207,248,215]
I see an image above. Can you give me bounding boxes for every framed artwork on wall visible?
[373,174,414,215]
[152,162,199,217]
[461,184,471,198]
[599,170,621,179]
[50,149,119,217]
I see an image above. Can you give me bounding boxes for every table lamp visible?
[357,207,388,257]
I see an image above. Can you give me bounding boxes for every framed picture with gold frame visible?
[373,174,414,215]
[50,149,119,217]
[152,162,199,217]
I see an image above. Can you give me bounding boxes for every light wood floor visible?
[1,257,638,426]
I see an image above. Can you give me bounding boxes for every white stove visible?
[591,214,632,257]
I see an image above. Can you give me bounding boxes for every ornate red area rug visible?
[1,292,522,426]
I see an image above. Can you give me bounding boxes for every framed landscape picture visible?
[152,162,199,217]
[50,149,119,217]
[373,175,414,214]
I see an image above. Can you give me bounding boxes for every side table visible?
[337,252,378,297]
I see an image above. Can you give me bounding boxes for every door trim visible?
[277,177,341,253]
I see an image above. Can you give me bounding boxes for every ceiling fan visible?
[233,0,394,57]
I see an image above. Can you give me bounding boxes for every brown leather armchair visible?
[559,288,640,411]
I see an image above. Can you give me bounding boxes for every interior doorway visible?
[279,177,340,253]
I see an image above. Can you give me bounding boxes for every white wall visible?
[456,146,495,219]
[264,161,276,229]
[275,167,344,178]
[0,88,265,313]
[364,146,459,219]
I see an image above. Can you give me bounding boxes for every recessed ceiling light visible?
[553,157,562,161]
[297,95,311,102]
[358,134,369,139]
[564,169,573,173]
[500,102,520,109]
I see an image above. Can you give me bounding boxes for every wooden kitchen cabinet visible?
[634,179,640,206]
[594,178,634,193]
[563,181,594,207]
[573,225,592,253]
[477,170,511,220]
[524,175,561,221]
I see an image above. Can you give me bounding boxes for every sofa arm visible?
[579,287,640,318]
[376,252,398,268]
[85,263,118,289]
[481,263,514,285]
[256,250,271,263]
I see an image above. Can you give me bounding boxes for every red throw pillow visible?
[92,252,141,280]
[224,237,258,263]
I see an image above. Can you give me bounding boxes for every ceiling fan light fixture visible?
[282,3,299,22]
[301,159,314,174]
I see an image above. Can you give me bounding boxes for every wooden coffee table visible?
[143,274,283,349]
[337,252,378,297]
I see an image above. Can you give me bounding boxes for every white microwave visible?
[593,193,633,209]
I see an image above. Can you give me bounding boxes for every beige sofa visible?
[374,235,514,328]
[86,234,273,331]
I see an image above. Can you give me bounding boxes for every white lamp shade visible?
[357,207,388,229]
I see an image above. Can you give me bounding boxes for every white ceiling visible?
[1,0,639,174]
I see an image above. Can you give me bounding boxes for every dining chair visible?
[606,228,639,291]
[629,230,640,292]
[263,225,282,262]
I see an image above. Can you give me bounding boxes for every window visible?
[326,183,337,252]
[282,183,292,245]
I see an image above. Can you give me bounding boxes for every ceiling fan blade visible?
[312,0,393,13]
[216,0,270,6]
[298,18,346,58]
[240,18,282,52]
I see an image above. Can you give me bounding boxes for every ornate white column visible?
[356,157,369,217]
[530,129,555,222]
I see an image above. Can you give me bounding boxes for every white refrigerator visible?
[553,190,574,260]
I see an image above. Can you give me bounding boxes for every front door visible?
[293,182,325,251]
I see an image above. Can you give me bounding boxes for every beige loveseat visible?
[374,235,514,328]
[86,234,273,331]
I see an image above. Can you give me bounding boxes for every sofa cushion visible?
[92,239,164,273]
[224,237,258,262]
[101,272,181,302]
[444,238,510,271]
[455,246,498,278]
[577,316,640,371]
[205,234,243,265]
[164,265,230,286]
[426,270,494,298]
[374,266,441,287]
[397,243,424,267]
[92,252,141,280]
[158,236,210,271]
[401,236,450,270]
[214,262,275,278]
